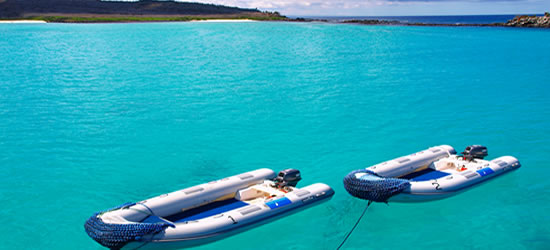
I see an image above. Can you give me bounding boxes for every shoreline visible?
[0,15,284,23]
[1,14,548,28]
[0,20,47,23]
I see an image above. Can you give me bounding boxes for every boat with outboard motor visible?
[343,145,521,203]
[85,168,334,249]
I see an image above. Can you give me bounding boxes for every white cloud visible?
[174,0,549,16]
[181,0,389,13]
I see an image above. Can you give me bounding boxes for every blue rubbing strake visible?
[477,167,495,177]
[265,197,292,209]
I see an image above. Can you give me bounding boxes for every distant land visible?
[300,13,550,28]
[0,0,287,22]
[340,13,550,28]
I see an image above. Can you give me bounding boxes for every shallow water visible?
[1,22,549,249]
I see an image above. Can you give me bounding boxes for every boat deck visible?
[165,199,249,223]
[401,168,451,181]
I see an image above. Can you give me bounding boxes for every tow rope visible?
[336,201,372,250]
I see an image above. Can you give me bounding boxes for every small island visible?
[503,13,550,27]
[338,12,550,28]
[0,0,288,22]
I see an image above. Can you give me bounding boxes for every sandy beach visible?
[0,20,47,24]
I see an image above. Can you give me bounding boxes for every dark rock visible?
[505,14,550,28]
[342,19,401,25]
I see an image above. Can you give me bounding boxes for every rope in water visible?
[336,201,372,250]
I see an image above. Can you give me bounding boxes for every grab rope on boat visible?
[343,169,410,203]
[84,202,171,250]
[336,201,372,250]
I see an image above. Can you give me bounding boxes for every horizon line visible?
[289,13,544,17]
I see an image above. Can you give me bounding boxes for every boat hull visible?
[345,145,521,203]
[86,168,334,249]
[123,185,333,249]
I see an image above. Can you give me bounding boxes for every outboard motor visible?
[462,145,488,161]
[274,169,301,188]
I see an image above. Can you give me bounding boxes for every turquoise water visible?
[1,22,549,249]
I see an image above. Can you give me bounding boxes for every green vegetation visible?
[7,15,287,23]
[30,16,197,23]
[0,0,288,23]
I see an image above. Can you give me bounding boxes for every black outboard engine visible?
[462,145,488,161]
[274,169,302,188]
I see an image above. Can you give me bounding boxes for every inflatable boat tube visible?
[85,168,334,249]
[344,145,521,203]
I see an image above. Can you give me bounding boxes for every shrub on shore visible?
[22,15,287,23]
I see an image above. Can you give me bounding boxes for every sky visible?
[182,0,550,16]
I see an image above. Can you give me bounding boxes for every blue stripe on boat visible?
[265,197,291,209]
[476,167,494,177]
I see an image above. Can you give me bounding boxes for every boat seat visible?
[435,160,456,171]
[236,186,272,201]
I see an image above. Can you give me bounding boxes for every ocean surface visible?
[1,21,549,250]
[303,14,539,24]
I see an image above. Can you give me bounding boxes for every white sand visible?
[0,20,47,24]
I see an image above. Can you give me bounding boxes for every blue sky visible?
[185,0,550,16]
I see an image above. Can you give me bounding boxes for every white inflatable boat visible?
[85,168,334,249]
[344,145,521,203]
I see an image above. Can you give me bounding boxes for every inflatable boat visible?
[85,168,334,249]
[344,145,521,203]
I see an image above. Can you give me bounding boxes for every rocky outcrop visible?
[505,13,550,28]
[337,13,550,29]
[342,19,401,25]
